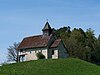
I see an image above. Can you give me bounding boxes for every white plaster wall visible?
[22,48,48,61]
[52,50,58,59]
[49,48,59,59]
[42,50,48,59]
[25,50,37,61]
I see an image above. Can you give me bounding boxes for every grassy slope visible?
[0,58,100,75]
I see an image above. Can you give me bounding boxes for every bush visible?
[36,52,45,59]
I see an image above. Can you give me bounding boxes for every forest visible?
[54,26,100,64]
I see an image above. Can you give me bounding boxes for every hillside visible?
[0,58,100,75]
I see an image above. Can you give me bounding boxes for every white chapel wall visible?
[23,48,48,61]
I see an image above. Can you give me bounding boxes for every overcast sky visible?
[0,0,100,63]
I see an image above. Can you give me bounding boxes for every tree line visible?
[54,26,100,63]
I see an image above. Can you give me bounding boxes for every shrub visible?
[36,52,45,59]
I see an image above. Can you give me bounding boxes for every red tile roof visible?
[51,39,61,48]
[17,35,51,50]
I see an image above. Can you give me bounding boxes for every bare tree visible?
[7,42,20,63]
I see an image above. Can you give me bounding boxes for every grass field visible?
[0,58,100,75]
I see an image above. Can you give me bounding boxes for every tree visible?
[7,42,20,63]
[67,26,71,33]
[55,26,100,63]
[85,28,97,62]
[69,28,87,60]
[95,35,100,62]
[55,26,71,38]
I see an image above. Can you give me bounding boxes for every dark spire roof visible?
[42,21,52,31]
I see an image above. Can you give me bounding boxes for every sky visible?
[0,0,100,63]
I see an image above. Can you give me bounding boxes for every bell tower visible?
[42,21,52,36]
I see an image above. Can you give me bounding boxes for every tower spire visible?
[42,21,52,36]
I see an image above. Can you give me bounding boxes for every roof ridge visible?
[24,35,42,39]
[50,39,62,48]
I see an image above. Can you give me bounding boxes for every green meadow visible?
[0,58,100,75]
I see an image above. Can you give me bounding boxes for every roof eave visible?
[17,46,48,50]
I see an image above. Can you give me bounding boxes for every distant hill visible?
[0,58,100,75]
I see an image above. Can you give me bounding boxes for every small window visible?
[20,55,25,62]
[52,50,54,55]
[20,49,23,52]
[30,51,31,54]
[35,50,37,53]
